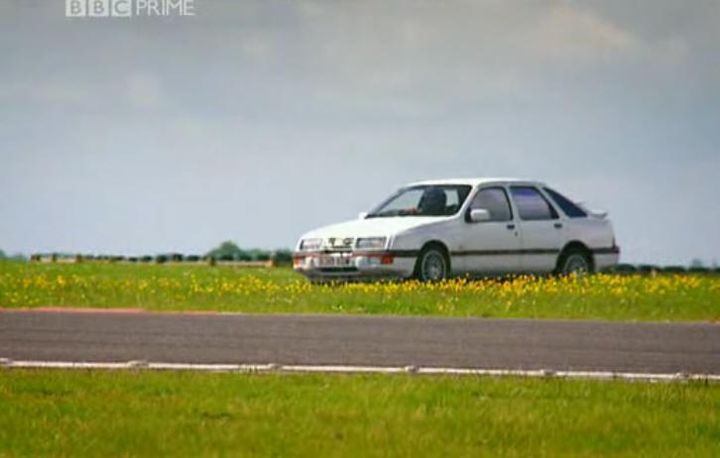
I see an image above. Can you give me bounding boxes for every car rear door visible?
[456,186,521,274]
[509,186,564,273]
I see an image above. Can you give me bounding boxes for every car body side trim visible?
[450,249,559,256]
[592,246,621,255]
[295,246,619,259]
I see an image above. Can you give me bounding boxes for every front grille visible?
[325,237,354,251]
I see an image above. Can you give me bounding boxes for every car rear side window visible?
[510,186,558,220]
[543,188,587,218]
[469,187,512,221]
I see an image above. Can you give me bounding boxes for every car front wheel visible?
[415,247,449,281]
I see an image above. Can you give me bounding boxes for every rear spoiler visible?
[576,202,608,219]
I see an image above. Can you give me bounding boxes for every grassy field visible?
[1,260,719,321]
[1,370,718,457]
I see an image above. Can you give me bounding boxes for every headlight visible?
[300,238,322,251]
[356,237,387,250]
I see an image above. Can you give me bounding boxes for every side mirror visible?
[467,208,491,223]
[358,212,368,219]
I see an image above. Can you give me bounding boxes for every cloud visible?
[0,81,91,105]
[271,1,663,119]
[528,4,641,60]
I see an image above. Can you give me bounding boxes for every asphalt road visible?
[1,310,719,374]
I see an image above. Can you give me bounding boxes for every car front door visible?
[457,186,521,274]
[509,186,565,273]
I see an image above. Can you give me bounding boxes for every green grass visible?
[1,370,718,457]
[1,260,719,321]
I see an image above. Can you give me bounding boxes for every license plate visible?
[317,254,351,268]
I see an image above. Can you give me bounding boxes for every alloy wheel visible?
[563,253,590,275]
[421,250,447,281]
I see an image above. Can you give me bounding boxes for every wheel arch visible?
[417,240,452,274]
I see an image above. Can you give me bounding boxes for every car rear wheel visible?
[415,246,448,281]
[558,249,593,276]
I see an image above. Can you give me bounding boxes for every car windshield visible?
[367,185,472,217]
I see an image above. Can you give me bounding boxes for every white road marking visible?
[2,358,719,382]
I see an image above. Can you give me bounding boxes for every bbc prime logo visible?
[66,0,196,18]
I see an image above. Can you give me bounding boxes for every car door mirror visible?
[467,208,491,223]
[358,212,368,219]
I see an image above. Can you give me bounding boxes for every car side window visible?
[543,188,587,218]
[509,186,558,220]
[469,187,512,222]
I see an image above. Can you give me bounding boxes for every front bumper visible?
[293,250,416,280]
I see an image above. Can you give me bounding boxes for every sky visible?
[1,0,719,264]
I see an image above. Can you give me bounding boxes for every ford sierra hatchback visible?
[293,178,619,281]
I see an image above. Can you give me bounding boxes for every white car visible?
[293,178,620,281]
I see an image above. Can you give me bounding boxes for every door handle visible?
[554,222,563,229]
[506,224,516,230]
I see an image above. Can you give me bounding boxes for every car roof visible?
[405,177,546,188]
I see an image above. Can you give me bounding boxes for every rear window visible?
[543,188,587,218]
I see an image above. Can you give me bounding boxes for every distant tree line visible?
[11,242,719,273]
[24,241,293,266]
[0,249,26,261]
[203,241,292,264]
[607,263,720,274]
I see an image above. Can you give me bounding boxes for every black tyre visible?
[414,246,449,281]
[557,248,593,276]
